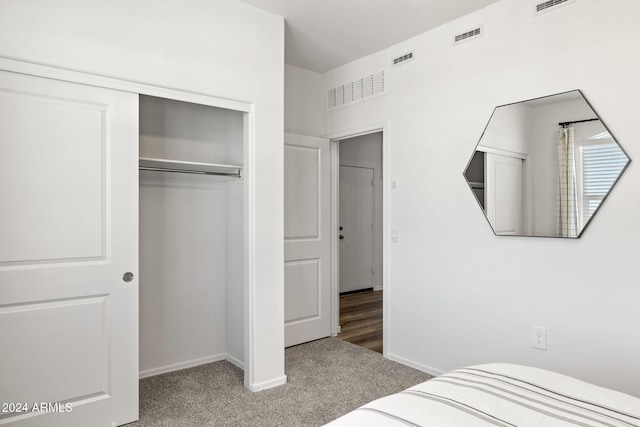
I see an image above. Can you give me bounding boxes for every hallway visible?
[337,290,382,353]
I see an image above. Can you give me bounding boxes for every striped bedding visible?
[325,363,640,426]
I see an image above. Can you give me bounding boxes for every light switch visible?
[391,226,400,242]
[391,180,397,189]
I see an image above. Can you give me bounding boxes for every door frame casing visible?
[327,122,390,357]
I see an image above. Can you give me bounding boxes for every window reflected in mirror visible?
[463,90,630,238]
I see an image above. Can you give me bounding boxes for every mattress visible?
[325,363,640,426]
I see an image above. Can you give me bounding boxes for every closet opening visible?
[335,131,384,354]
[138,94,246,381]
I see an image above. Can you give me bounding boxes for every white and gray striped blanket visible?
[326,363,640,426]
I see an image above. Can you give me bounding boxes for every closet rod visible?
[139,166,241,178]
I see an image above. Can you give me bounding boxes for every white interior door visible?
[339,165,374,293]
[284,133,331,347]
[486,152,523,235]
[0,71,138,426]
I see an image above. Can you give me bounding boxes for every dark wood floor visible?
[337,290,383,353]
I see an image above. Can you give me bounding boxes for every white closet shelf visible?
[139,157,242,178]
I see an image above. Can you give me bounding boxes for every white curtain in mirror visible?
[557,126,578,237]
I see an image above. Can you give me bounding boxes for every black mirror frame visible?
[463,89,631,238]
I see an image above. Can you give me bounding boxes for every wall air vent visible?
[453,26,483,46]
[392,51,414,67]
[534,0,576,15]
[327,71,385,110]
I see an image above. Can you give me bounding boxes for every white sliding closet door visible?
[0,71,139,426]
[284,133,331,347]
[485,152,523,235]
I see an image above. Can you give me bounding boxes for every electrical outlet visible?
[532,326,547,350]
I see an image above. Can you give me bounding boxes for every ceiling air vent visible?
[327,71,385,110]
[534,0,576,15]
[392,51,414,67]
[453,25,483,46]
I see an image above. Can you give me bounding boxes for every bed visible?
[325,363,640,426]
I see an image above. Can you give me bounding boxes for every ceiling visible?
[236,0,502,73]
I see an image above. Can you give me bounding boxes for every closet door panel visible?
[284,259,320,322]
[0,86,105,264]
[284,144,319,239]
[0,70,138,427]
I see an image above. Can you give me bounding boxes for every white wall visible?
[0,0,285,390]
[285,64,325,137]
[325,0,640,397]
[479,103,531,155]
[339,132,384,290]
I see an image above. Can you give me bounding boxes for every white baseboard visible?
[373,285,383,292]
[139,353,286,393]
[139,353,227,379]
[386,353,445,377]
[225,353,245,370]
[247,375,287,392]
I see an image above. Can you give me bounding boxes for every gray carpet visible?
[130,338,432,426]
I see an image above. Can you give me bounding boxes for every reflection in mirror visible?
[464,90,630,238]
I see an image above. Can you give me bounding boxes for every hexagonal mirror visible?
[463,90,630,238]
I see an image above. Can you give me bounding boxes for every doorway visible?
[335,131,383,353]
